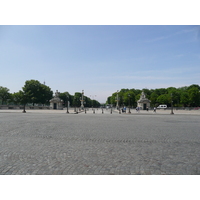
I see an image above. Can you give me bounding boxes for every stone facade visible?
[137,91,151,110]
[49,90,63,110]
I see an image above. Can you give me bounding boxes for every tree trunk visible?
[22,104,26,113]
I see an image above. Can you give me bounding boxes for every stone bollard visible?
[102,109,104,114]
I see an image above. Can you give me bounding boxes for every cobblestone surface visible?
[0,108,200,175]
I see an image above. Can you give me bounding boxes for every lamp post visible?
[74,96,78,113]
[66,93,69,113]
[116,90,119,110]
[170,93,174,114]
[128,94,131,114]
[22,92,26,113]
[80,90,84,110]
[90,95,96,114]
[115,90,121,114]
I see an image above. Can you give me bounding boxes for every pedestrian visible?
[124,106,126,113]
[146,107,149,111]
[153,107,156,113]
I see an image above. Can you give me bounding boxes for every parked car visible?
[157,105,167,109]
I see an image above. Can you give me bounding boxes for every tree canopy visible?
[0,86,11,105]
[22,80,53,106]
[106,84,200,107]
[58,92,100,107]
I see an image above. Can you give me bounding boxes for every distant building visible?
[49,90,63,110]
[137,91,151,110]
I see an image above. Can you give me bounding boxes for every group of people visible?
[121,107,126,113]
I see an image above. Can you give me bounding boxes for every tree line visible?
[59,92,100,108]
[106,84,200,108]
[0,80,101,108]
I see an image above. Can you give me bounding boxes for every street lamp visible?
[128,94,131,114]
[66,93,69,113]
[170,93,174,114]
[74,96,78,114]
[116,90,119,109]
[80,90,84,110]
[90,95,96,114]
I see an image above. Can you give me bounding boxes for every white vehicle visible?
[157,105,167,109]
[106,104,111,109]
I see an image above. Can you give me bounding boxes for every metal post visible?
[81,90,84,110]
[116,90,119,109]
[171,93,174,114]
[128,94,131,114]
[66,94,69,113]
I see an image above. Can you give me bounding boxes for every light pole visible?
[171,93,174,114]
[66,93,69,113]
[80,90,84,110]
[118,97,121,114]
[90,95,96,114]
[116,90,119,110]
[22,92,26,113]
[115,90,121,113]
[74,96,78,114]
[128,94,131,114]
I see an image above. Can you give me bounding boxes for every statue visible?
[55,90,59,97]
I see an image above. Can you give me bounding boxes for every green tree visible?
[123,91,135,107]
[59,92,72,107]
[167,87,180,106]
[22,80,42,105]
[154,88,167,96]
[110,92,117,106]
[150,92,158,106]
[0,86,11,105]
[84,96,92,107]
[73,92,82,107]
[39,84,53,106]
[135,93,141,102]
[22,80,53,105]
[156,94,169,105]
[142,88,151,99]
[180,91,189,107]
[188,87,200,106]
[12,91,28,112]
[187,84,200,91]
[106,96,112,105]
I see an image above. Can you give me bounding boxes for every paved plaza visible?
[0,108,200,175]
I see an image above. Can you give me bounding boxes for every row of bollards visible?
[69,108,133,114]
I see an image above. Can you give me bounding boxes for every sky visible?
[0,25,200,103]
[0,1,199,198]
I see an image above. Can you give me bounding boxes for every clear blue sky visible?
[0,25,200,103]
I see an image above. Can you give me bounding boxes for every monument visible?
[49,90,63,110]
[137,91,151,110]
